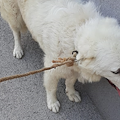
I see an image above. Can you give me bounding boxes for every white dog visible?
[1,0,120,113]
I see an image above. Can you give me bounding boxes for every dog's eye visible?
[111,68,120,74]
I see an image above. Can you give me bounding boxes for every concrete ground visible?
[0,0,120,120]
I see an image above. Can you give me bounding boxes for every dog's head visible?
[75,17,120,88]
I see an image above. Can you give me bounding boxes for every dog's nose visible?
[72,50,78,55]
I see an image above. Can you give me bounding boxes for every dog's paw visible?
[13,47,24,59]
[47,100,60,113]
[66,91,81,102]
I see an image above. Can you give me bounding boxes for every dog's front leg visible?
[65,73,81,102]
[44,70,60,113]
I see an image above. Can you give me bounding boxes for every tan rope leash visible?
[0,52,77,83]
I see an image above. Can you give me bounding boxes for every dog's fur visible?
[1,0,120,113]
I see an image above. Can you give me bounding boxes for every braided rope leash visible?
[0,51,78,83]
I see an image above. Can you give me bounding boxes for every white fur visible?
[1,0,120,113]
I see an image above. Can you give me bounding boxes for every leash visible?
[0,51,78,83]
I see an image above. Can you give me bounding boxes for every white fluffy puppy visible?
[1,0,120,113]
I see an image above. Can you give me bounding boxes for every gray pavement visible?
[0,0,120,120]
